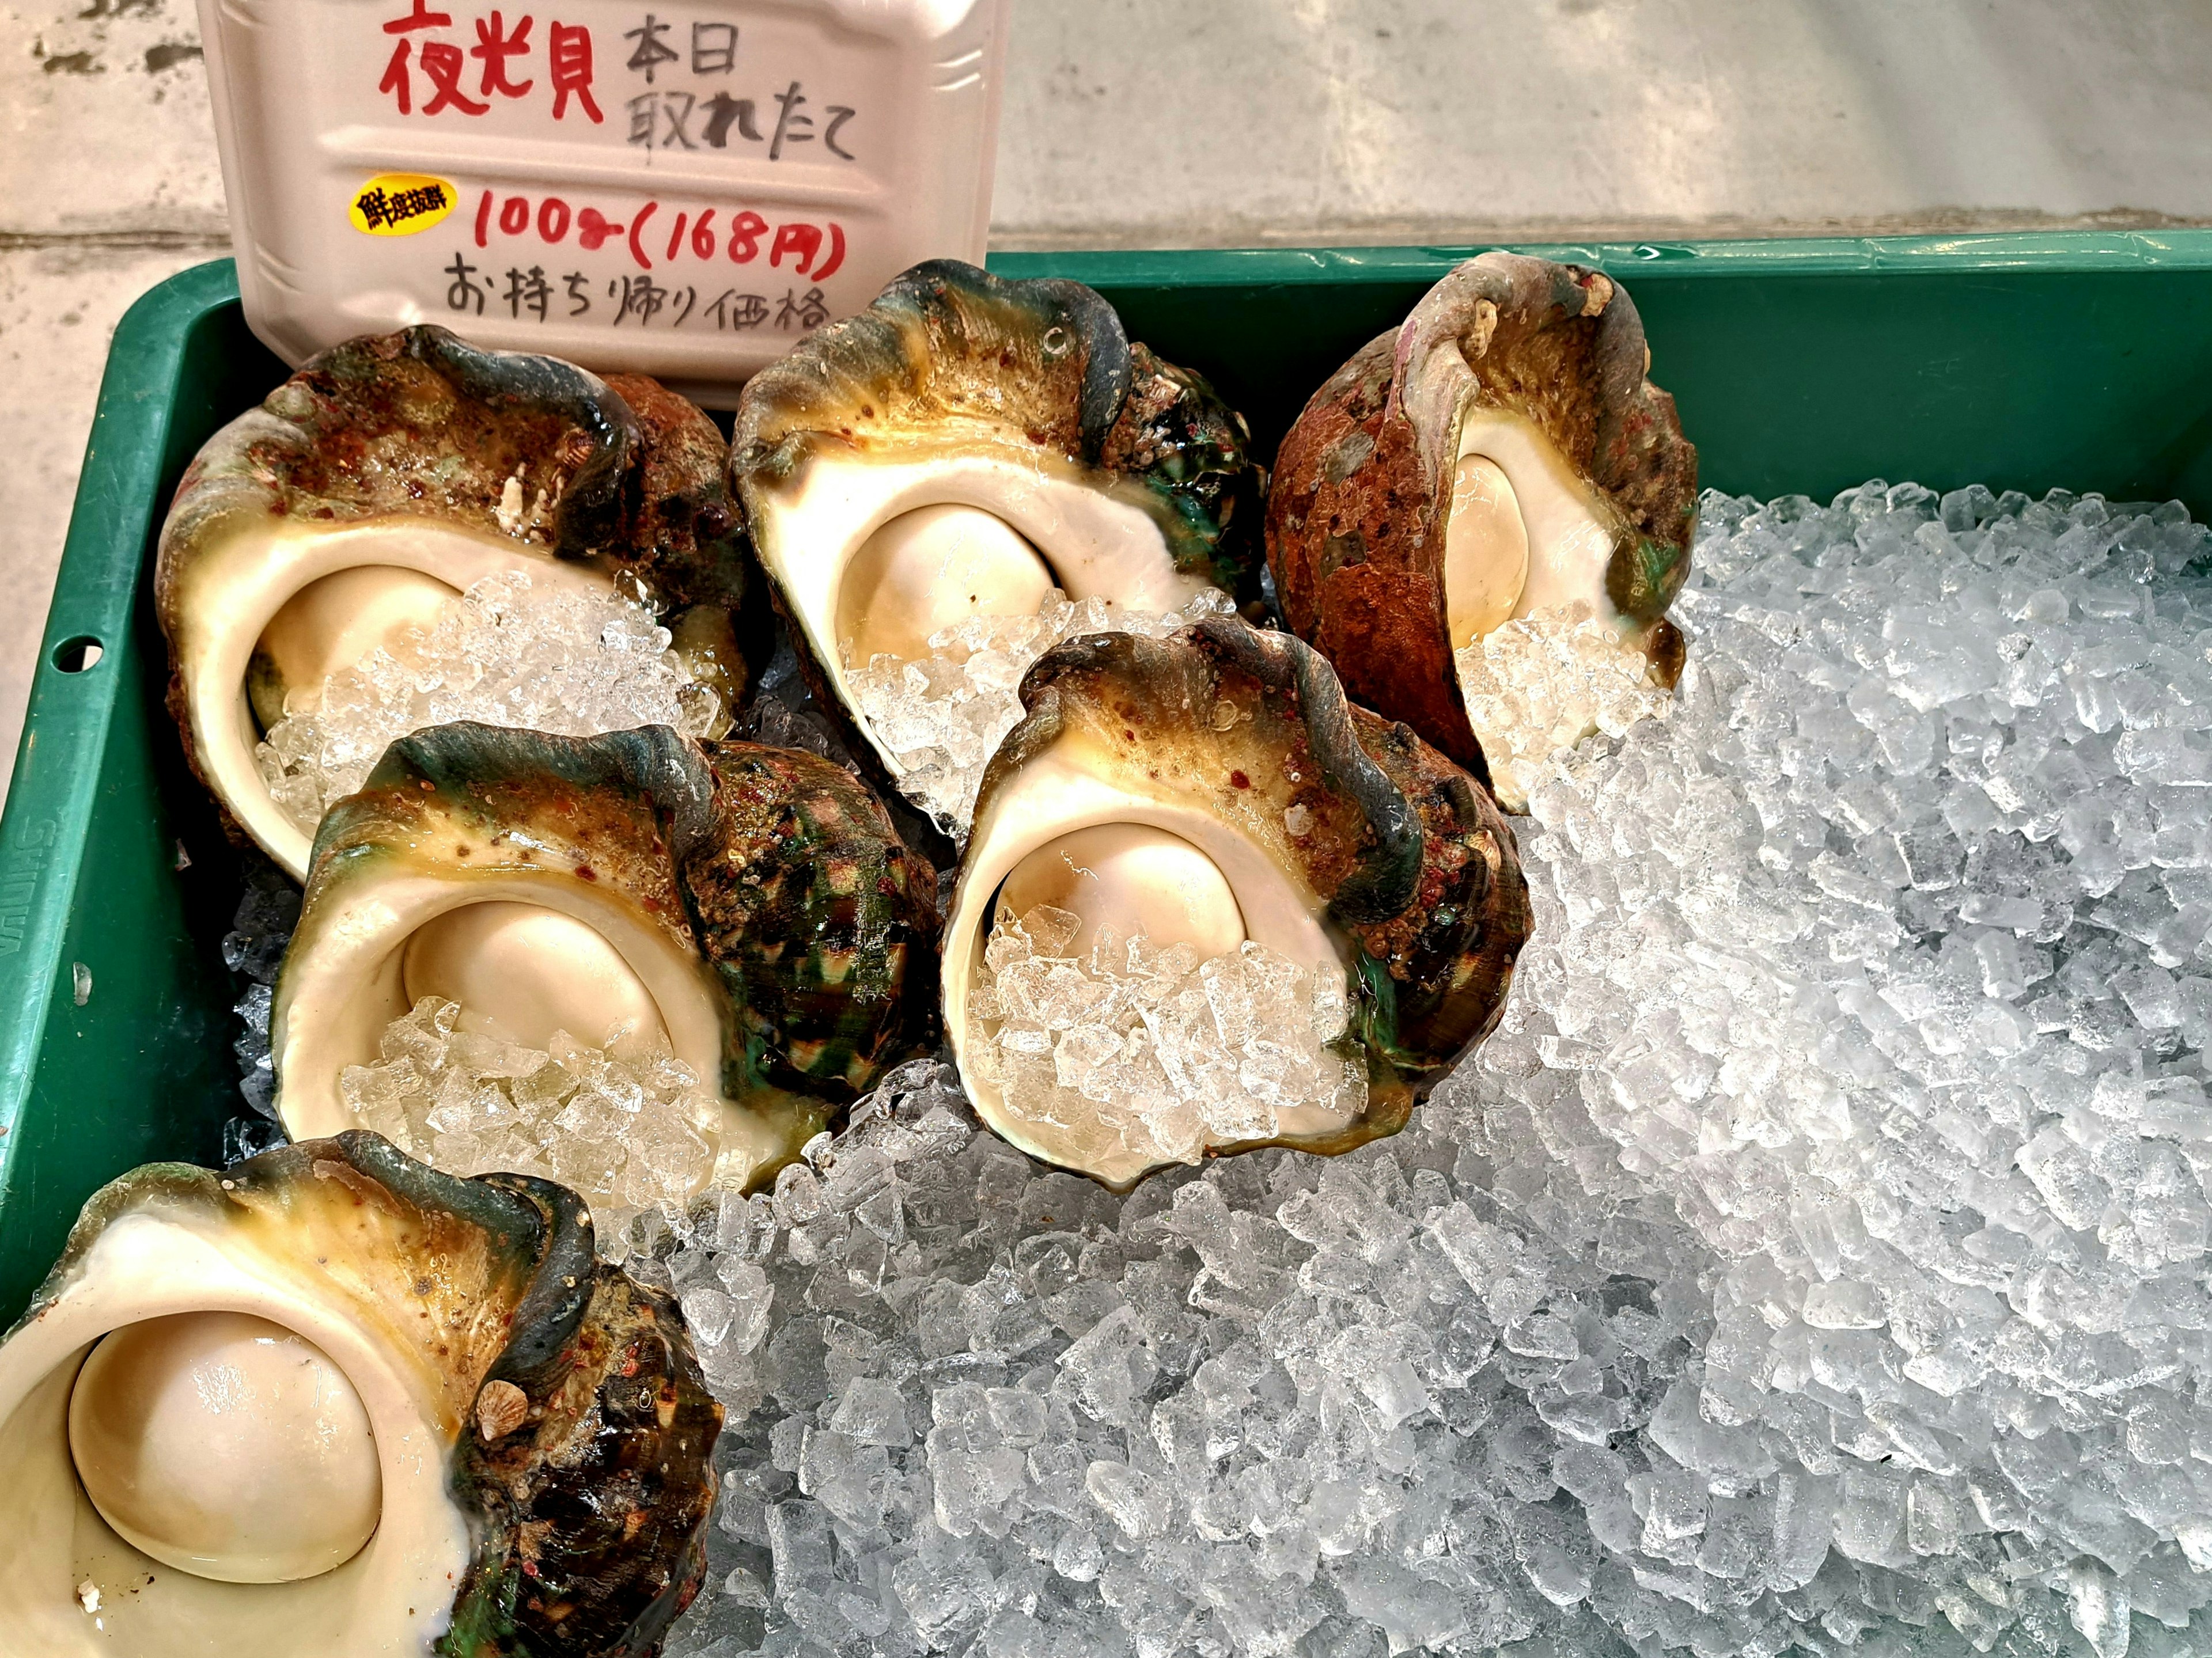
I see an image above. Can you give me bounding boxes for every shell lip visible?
[473,1173,597,1394]
[1179,618,1423,925]
[282,722,940,1195]
[950,616,1528,1186]
[390,325,640,561]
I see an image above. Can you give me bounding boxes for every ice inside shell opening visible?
[276,887,732,1201]
[187,517,622,880]
[766,462,1221,786]
[947,788,1370,1190]
[1440,412,1677,809]
[251,566,732,862]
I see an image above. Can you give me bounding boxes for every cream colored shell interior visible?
[753,453,1215,783]
[68,1310,381,1584]
[0,1209,467,1656]
[273,871,789,1194]
[172,515,613,879]
[944,727,1362,1187]
[835,503,1059,666]
[1442,408,1620,650]
[399,902,672,1057]
[996,822,1249,966]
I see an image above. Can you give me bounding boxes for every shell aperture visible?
[248,564,461,733]
[67,1311,381,1585]
[997,823,1248,965]
[1267,252,1698,790]
[0,1133,720,1657]
[947,617,1531,1188]
[836,504,1059,665]
[732,260,1264,833]
[275,723,940,1197]
[156,327,754,879]
[398,900,671,1057]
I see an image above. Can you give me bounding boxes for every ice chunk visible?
[342,996,714,1248]
[1452,603,1672,807]
[971,906,1364,1166]
[845,585,1237,833]
[256,570,721,833]
[647,481,2212,1658]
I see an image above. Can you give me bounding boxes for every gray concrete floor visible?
[5,0,2212,806]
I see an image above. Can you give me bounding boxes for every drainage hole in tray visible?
[52,636,104,674]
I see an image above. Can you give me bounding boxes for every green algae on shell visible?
[0,1131,718,1656]
[156,327,755,879]
[728,259,1265,820]
[944,616,1531,1189]
[274,722,941,1197]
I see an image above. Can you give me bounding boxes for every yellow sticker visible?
[349,173,459,237]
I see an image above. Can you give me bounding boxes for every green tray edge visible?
[990,226,2212,285]
[0,260,241,1131]
[5,225,2212,1295]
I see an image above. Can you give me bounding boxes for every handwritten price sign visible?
[202,0,1008,385]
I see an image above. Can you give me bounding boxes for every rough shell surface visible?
[731,259,1264,594]
[440,1174,721,1657]
[153,328,753,830]
[977,617,1530,1152]
[1266,252,1698,778]
[302,722,940,1117]
[7,1132,719,1658]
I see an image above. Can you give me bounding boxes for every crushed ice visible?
[645,482,2212,1658]
[340,996,718,1246]
[255,569,724,833]
[969,905,1366,1171]
[844,587,1240,834]
[1453,603,1673,811]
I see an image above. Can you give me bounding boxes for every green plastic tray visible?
[6,233,2212,1322]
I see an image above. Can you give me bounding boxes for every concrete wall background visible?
[994,0,2212,249]
[4,0,2211,798]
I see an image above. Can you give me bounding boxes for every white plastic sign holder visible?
[196,0,1013,398]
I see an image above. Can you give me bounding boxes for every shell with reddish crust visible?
[1266,253,1698,786]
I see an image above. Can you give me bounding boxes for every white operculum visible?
[399,901,670,1055]
[66,1311,381,1585]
